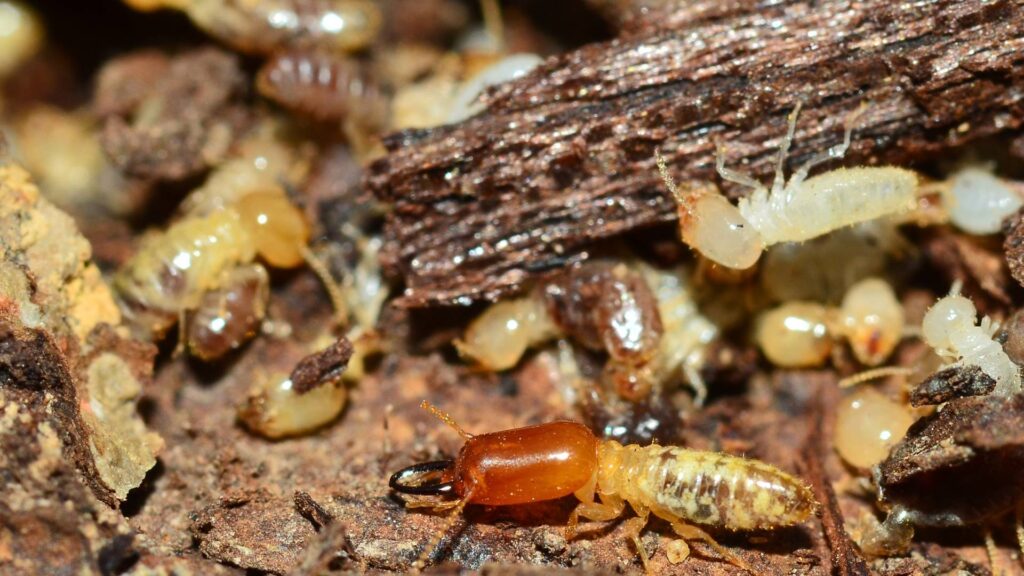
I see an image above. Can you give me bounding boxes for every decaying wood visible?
[368,0,1024,307]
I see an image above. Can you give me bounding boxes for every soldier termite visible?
[754,277,905,368]
[656,103,918,270]
[389,401,818,573]
[123,0,382,56]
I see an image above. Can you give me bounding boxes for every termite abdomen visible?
[544,263,663,365]
[186,264,270,360]
[606,443,818,531]
[256,50,386,123]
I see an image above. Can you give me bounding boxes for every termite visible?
[114,177,345,359]
[921,281,1021,397]
[124,0,381,55]
[656,103,918,269]
[457,261,715,403]
[754,277,904,368]
[390,402,818,572]
[832,387,914,469]
[238,336,352,438]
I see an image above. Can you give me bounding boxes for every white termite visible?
[656,103,918,269]
[940,166,1023,235]
[921,281,1021,397]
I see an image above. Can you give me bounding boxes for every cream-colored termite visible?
[656,103,918,269]
[754,277,905,369]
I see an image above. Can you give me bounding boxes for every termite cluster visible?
[5,1,1024,574]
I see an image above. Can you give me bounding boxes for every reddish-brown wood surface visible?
[367,0,1024,306]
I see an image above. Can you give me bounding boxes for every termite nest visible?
[3,1,1024,575]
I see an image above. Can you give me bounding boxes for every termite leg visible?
[567,496,625,539]
[175,309,187,357]
[621,507,652,573]
[411,487,475,572]
[682,363,708,407]
[980,316,1001,337]
[480,0,504,51]
[790,101,865,187]
[669,520,755,574]
[837,366,914,388]
[715,144,768,203]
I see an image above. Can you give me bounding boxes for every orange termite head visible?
[390,403,600,506]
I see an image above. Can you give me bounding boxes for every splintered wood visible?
[367,0,1024,307]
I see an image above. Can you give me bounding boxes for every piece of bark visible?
[289,337,354,394]
[95,47,250,181]
[367,0,1024,307]
[877,394,1024,526]
[909,364,996,406]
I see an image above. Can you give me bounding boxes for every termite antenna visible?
[411,487,475,572]
[299,244,350,330]
[948,279,964,297]
[421,400,474,439]
[838,366,915,388]
[655,149,697,216]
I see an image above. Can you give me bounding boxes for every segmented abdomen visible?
[256,50,385,122]
[623,444,817,530]
[114,211,255,336]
